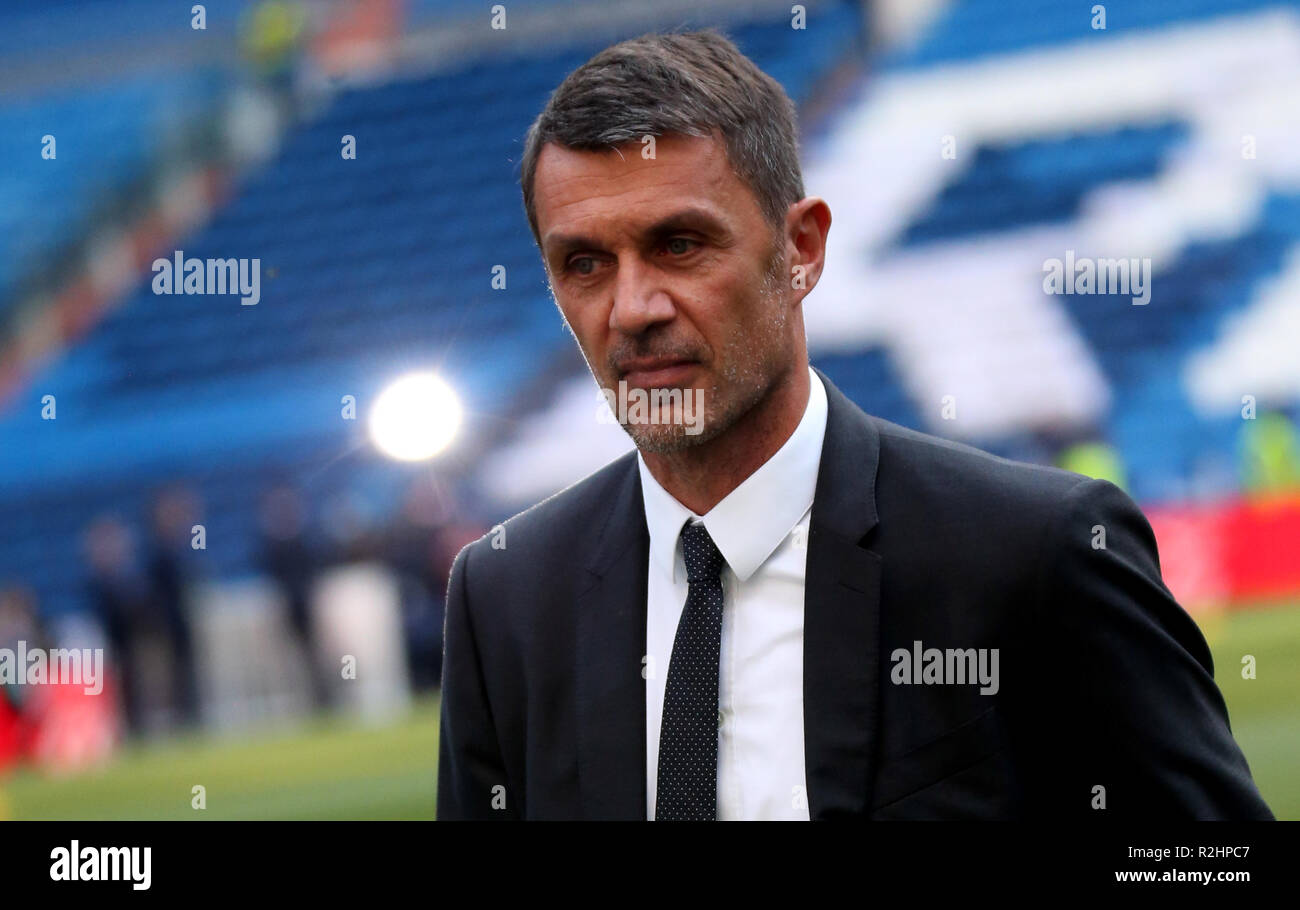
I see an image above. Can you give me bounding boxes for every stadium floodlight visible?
[368,371,463,461]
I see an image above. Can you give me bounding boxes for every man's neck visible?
[640,361,811,516]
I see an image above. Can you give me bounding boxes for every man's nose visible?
[610,257,675,335]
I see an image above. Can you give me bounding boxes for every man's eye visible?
[665,237,698,255]
[569,256,598,275]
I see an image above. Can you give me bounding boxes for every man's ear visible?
[784,197,832,302]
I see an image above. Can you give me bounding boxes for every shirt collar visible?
[637,366,828,583]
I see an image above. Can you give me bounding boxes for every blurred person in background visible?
[1241,412,1300,498]
[384,476,470,693]
[258,482,331,711]
[239,0,308,121]
[321,489,385,567]
[0,586,45,772]
[143,484,204,730]
[83,516,153,739]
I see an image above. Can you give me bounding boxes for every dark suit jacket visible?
[437,369,1273,819]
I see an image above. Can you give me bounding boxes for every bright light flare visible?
[368,372,462,461]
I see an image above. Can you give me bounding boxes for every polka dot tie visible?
[655,519,727,821]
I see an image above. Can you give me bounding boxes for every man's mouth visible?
[617,357,698,388]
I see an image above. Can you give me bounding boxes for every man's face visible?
[533,132,795,453]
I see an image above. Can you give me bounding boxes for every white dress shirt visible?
[640,366,828,820]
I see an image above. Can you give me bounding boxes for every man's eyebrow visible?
[543,207,732,261]
[642,207,732,240]
[543,230,601,262]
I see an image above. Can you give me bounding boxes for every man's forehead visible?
[537,131,726,179]
[534,133,743,245]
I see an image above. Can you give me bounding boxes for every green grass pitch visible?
[1,600,1296,820]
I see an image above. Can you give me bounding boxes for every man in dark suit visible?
[436,30,1272,820]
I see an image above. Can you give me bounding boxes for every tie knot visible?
[680,520,725,584]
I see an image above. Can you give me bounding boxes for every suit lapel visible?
[803,369,884,818]
[575,456,650,820]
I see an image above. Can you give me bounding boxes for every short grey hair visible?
[520,29,805,247]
